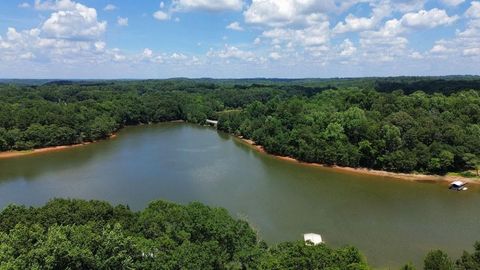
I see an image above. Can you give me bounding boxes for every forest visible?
[0,77,479,175]
[0,199,368,269]
[0,198,479,270]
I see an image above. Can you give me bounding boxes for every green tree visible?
[463,153,480,176]
[424,250,454,270]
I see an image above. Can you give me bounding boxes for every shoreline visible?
[0,120,186,160]
[0,122,477,185]
[235,136,479,185]
[0,134,117,159]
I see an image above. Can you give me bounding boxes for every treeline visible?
[419,247,480,270]
[218,89,480,175]
[0,85,221,151]
[375,79,480,95]
[0,81,323,151]
[1,79,479,175]
[0,199,368,269]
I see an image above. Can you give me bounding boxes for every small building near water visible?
[206,119,218,127]
[304,233,323,246]
[449,181,468,191]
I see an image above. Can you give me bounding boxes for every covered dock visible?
[304,233,323,246]
[206,119,218,127]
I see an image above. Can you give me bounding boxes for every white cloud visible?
[208,45,257,61]
[143,48,153,58]
[94,41,106,51]
[401,8,458,28]
[117,17,129,26]
[333,14,376,34]
[391,0,426,12]
[170,53,187,60]
[41,1,107,40]
[19,52,36,60]
[463,47,480,56]
[409,51,424,59]
[269,51,281,60]
[226,21,244,31]
[430,44,450,53]
[18,2,30,8]
[339,39,357,56]
[0,26,106,63]
[153,10,170,21]
[262,21,330,47]
[244,0,335,26]
[104,4,117,11]
[113,53,126,62]
[172,0,244,11]
[360,19,406,45]
[0,1,113,66]
[34,0,76,11]
[441,0,464,6]
[333,1,391,34]
[358,18,409,63]
[466,1,480,18]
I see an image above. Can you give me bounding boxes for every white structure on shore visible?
[206,119,218,127]
[304,233,323,246]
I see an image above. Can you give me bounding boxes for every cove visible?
[0,122,479,268]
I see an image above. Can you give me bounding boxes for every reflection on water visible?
[0,140,117,183]
[0,122,479,268]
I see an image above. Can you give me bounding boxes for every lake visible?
[0,123,479,268]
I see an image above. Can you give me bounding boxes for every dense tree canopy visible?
[1,78,479,175]
[1,199,480,269]
[0,199,368,269]
[218,88,480,175]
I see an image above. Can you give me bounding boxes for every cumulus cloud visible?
[409,51,424,59]
[463,48,480,56]
[269,52,281,60]
[117,17,129,26]
[0,0,113,66]
[3,0,479,77]
[153,10,170,21]
[172,0,244,11]
[244,0,337,26]
[34,0,76,11]
[154,0,243,22]
[208,45,257,62]
[18,2,31,8]
[262,21,330,47]
[333,14,376,34]
[391,0,426,12]
[339,39,357,56]
[358,18,409,63]
[466,1,480,18]
[333,1,391,34]
[104,4,117,11]
[441,0,464,6]
[41,1,107,40]
[426,1,480,60]
[354,7,458,63]
[400,8,458,28]
[143,48,153,58]
[430,44,447,53]
[226,21,244,31]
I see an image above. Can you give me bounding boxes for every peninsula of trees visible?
[0,77,479,175]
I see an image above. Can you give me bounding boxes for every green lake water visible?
[1,123,479,268]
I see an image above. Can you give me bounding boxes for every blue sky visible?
[0,0,479,78]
